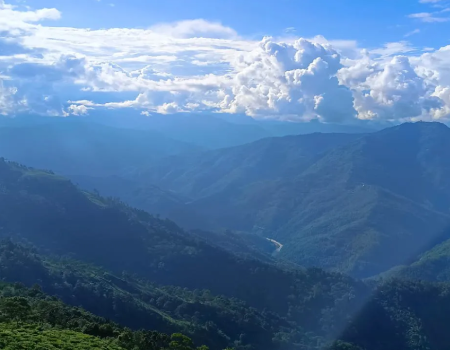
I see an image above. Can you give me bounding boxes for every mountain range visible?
[3,118,450,349]
[2,118,450,279]
[3,156,450,350]
[1,113,374,149]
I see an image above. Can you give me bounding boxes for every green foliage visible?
[0,240,319,349]
[0,323,125,350]
[0,283,216,350]
[0,296,32,325]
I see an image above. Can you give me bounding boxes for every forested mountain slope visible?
[136,132,363,198]
[4,157,450,349]
[0,281,212,350]
[0,158,370,349]
[134,122,450,278]
[0,241,290,350]
[379,235,450,282]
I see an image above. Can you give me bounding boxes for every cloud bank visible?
[1,0,450,123]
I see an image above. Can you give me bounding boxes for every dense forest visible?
[3,120,450,349]
[4,238,450,350]
[0,281,219,350]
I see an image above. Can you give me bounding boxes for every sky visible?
[2,0,450,123]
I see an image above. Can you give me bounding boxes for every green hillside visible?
[380,236,450,282]
[0,240,295,350]
[0,282,212,350]
[0,324,125,350]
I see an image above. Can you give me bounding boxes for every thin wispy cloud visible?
[404,28,421,37]
[284,27,296,33]
[408,12,449,22]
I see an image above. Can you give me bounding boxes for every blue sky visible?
[2,0,450,123]
[28,0,450,48]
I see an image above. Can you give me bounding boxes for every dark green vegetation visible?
[0,282,216,350]
[0,240,299,349]
[6,242,450,350]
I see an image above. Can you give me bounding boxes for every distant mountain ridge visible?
[0,113,374,149]
[0,120,201,177]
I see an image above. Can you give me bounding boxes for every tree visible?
[169,333,196,350]
[141,330,170,349]
[0,297,31,325]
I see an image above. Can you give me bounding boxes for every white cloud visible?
[67,104,90,116]
[284,27,296,34]
[0,2,60,34]
[156,102,183,114]
[213,37,356,122]
[348,56,442,121]
[0,79,18,115]
[150,19,238,39]
[408,12,449,22]
[404,29,421,37]
[371,41,417,58]
[2,0,450,123]
[414,45,450,85]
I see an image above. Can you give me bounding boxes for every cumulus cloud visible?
[348,56,441,120]
[415,45,450,85]
[66,104,90,116]
[156,102,184,114]
[0,2,60,35]
[215,37,356,122]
